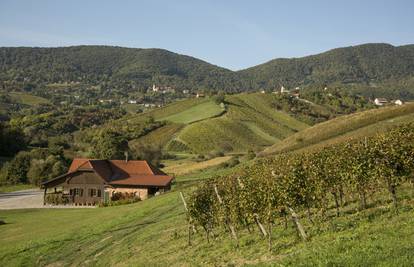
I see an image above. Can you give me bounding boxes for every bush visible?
[44,193,70,205]
[246,149,256,160]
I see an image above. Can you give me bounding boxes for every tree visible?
[0,151,31,184]
[130,143,163,167]
[90,129,129,159]
[212,92,225,105]
[0,123,27,157]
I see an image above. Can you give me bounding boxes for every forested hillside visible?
[0,46,242,92]
[1,43,414,98]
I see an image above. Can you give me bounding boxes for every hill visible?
[75,91,374,155]
[167,93,310,153]
[241,43,414,97]
[1,44,414,98]
[261,102,414,155]
[0,46,241,92]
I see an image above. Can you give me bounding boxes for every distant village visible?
[60,83,405,111]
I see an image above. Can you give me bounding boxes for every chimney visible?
[124,151,129,163]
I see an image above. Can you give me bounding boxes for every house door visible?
[104,191,110,204]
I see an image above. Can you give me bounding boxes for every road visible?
[0,189,96,209]
[0,189,44,209]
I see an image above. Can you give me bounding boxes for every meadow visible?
[8,92,49,106]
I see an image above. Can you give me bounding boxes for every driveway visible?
[0,189,44,209]
[0,189,96,209]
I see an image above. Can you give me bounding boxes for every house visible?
[41,158,174,206]
[374,98,388,106]
[196,93,205,98]
[128,100,137,104]
[182,89,190,94]
[280,86,289,93]
[394,99,404,105]
[152,84,159,92]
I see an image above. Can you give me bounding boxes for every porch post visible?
[43,187,47,205]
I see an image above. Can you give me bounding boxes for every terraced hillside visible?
[261,102,414,155]
[83,91,373,155]
[165,93,310,153]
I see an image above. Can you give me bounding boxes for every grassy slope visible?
[1,176,413,266]
[169,93,309,153]
[162,156,232,176]
[0,184,36,193]
[262,102,414,155]
[160,100,225,124]
[9,92,49,106]
[150,98,208,120]
[129,123,184,149]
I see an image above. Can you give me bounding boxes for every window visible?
[73,188,83,197]
[89,188,101,197]
[89,188,97,197]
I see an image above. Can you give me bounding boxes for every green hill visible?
[0,46,241,92]
[87,91,373,155]
[261,102,414,155]
[1,44,414,98]
[241,43,414,95]
[165,93,311,153]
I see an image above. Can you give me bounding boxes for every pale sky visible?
[0,0,413,70]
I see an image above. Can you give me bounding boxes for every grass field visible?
[129,123,184,149]
[1,171,414,266]
[160,100,225,124]
[0,184,36,193]
[9,92,49,106]
[162,156,232,175]
[262,102,414,155]
[149,98,208,120]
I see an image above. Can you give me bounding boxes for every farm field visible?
[262,102,414,155]
[1,173,413,266]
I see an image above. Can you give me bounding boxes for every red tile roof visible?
[66,158,173,187]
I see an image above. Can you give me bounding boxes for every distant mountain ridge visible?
[241,43,414,88]
[1,43,413,96]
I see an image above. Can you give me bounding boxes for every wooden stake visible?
[213,185,238,242]
[236,177,267,237]
[288,207,308,241]
[254,214,268,237]
[179,192,188,211]
[179,192,197,234]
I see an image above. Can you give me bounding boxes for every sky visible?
[0,0,413,70]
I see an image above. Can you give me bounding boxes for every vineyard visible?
[187,123,414,250]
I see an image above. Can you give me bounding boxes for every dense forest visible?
[1,43,414,99]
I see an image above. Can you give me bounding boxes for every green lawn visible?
[160,100,225,124]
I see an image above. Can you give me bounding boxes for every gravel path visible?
[0,189,95,209]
